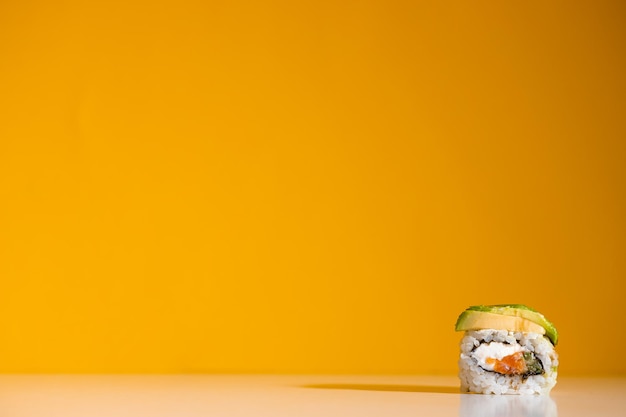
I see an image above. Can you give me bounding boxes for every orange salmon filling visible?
[486,352,527,375]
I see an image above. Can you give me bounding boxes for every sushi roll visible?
[455,304,559,395]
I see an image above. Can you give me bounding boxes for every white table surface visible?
[0,374,623,416]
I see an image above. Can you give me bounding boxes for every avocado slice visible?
[455,310,546,336]
[455,304,558,345]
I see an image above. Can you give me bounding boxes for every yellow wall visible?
[0,0,624,375]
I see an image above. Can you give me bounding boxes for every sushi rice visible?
[459,329,558,395]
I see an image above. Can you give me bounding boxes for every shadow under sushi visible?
[301,383,459,394]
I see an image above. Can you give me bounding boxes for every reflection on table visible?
[460,394,558,417]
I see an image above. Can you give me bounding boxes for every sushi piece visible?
[455,304,559,395]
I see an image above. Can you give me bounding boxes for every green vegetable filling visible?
[522,352,544,376]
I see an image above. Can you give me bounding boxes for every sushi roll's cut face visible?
[459,330,558,395]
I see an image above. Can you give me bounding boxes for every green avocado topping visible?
[456,304,559,345]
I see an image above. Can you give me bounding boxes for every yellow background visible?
[1,0,624,375]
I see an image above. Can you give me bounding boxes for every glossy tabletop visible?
[0,375,623,416]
